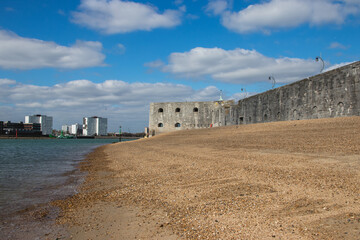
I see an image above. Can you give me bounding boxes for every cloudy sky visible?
[0,0,359,132]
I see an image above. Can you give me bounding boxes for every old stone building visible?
[149,100,234,136]
[149,61,360,136]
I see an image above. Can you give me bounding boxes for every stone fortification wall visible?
[149,100,234,136]
[148,61,359,136]
[231,61,360,125]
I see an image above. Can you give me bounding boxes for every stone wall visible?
[149,100,234,136]
[149,61,359,135]
[231,61,360,125]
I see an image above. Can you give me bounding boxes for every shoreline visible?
[0,139,120,240]
[52,143,180,239]
[0,136,141,140]
[53,117,360,239]
[0,170,81,240]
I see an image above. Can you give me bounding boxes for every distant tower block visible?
[25,114,53,135]
[83,116,107,136]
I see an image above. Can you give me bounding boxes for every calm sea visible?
[0,138,123,218]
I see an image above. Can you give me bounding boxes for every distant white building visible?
[62,123,83,135]
[82,116,107,136]
[70,123,83,135]
[62,125,71,134]
[25,114,53,135]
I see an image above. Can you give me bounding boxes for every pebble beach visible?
[53,116,360,239]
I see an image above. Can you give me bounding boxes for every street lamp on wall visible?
[268,75,276,89]
[240,88,248,99]
[315,56,324,73]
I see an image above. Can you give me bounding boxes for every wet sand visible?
[53,117,360,239]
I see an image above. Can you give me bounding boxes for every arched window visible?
[337,102,344,116]
[175,108,181,113]
[239,117,244,124]
[175,123,181,127]
[158,108,163,113]
[293,109,298,120]
[158,123,163,127]
[312,107,318,119]
[193,107,199,112]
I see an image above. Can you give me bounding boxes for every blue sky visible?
[0,0,359,132]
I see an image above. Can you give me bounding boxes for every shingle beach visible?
[53,116,360,239]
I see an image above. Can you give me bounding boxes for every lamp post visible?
[268,75,276,89]
[240,88,248,99]
[315,56,324,73]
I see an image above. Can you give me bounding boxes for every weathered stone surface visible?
[233,61,360,124]
[149,61,360,135]
[149,101,234,136]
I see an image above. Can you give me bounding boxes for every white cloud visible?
[72,0,184,34]
[0,78,16,85]
[206,0,229,15]
[116,43,126,54]
[155,47,321,84]
[230,91,256,101]
[329,42,348,49]
[0,79,225,132]
[213,0,360,34]
[0,30,105,70]
[323,61,354,72]
[144,59,165,68]
[185,86,220,102]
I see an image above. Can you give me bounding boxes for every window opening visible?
[239,117,244,124]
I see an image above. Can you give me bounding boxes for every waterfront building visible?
[62,125,71,134]
[24,123,41,132]
[3,121,25,133]
[61,123,82,135]
[149,100,234,136]
[70,123,83,135]
[82,116,107,136]
[25,114,53,135]
[1,121,41,136]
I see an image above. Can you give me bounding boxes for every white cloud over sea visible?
[147,47,323,84]
[0,30,105,70]
[0,79,238,132]
[206,0,360,34]
[71,0,184,34]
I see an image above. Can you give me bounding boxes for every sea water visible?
[0,138,123,218]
